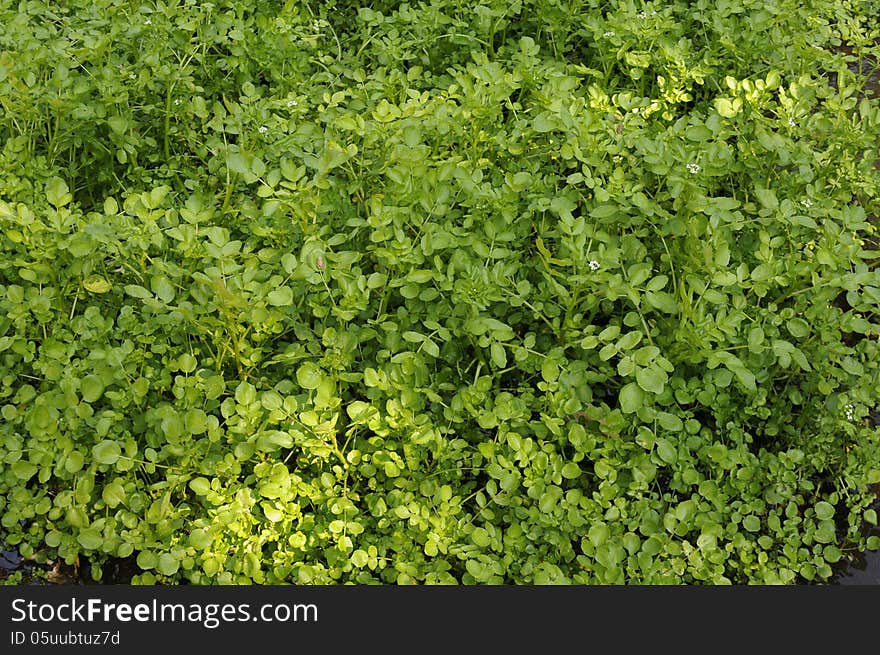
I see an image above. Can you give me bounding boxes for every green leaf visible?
[471,527,490,547]
[83,275,112,294]
[77,529,104,551]
[189,529,212,550]
[645,291,678,314]
[715,97,742,118]
[256,431,294,452]
[655,439,677,464]
[490,342,507,368]
[786,317,810,338]
[151,276,175,303]
[157,553,180,576]
[561,462,581,479]
[532,112,556,132]
[714,352,757,392]
[619,382,644,414]
[102,482,126,508]
[81,375,105,403]
[65,451,85,473]
[11,461,37,481]
[124,284,152,299]
[657,412,683,432]
[422,337,440,358]
[92,440,122,466]
[823,545,842,563]
[814,501,834,520]
[46,177,72,208]
[364,368,381,387]
[541,360,559,383]
[742,516,761,532]
[589,523,609,547]
[189,477,211,495]
[267,286,294,306]
[178,353,197,373]
[297,362,323,389]
[227,152,251,175]
[636,367,667,395]
[235,381,257,406]
[137,551,158,570]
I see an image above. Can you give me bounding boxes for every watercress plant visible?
[1,0,879,584]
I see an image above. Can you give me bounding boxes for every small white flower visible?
[287,99,298,107]
[801,199,813,209]
[144,18,151,25]
[589,260,600,271]
[637,11,647,18]
[787,116,796,127]
[604,31,615,37]
[174,99,181,106]
[258,125,268,135]
[686,162,701,174]
[845,404,855,421]
[312,21,321,32]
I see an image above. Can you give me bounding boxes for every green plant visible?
[1,0,879,585]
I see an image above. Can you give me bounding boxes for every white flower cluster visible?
[287,99,298,108]
[589,260,600,271]
[801,199,812,209]
[845,404,856,421]
[604,31,615,37]
[686,162,701,174]
[258,125,268,134]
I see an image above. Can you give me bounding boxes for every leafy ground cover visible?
[1,0,880,584]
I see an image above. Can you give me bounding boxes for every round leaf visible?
[11,461,37,481]
[92,440,121,466]
[297,362,323,389]
[267,286,294,307]
[102,482,126,508]
[742,515,761,532]
[619,382,644,414]
[81,375,105,403]
[189,477,211,495]
[561,462,581,479]
[177,353,197,373]
[814,501,834,520]
[655,439,677,464]
[157,553,180,576]
[83,275,112,294]
[136,551,158,570]
[65,451,85,473]
[77,529,104,551]
[636,367,667,395]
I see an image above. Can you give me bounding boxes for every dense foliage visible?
[1,0,879,584]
